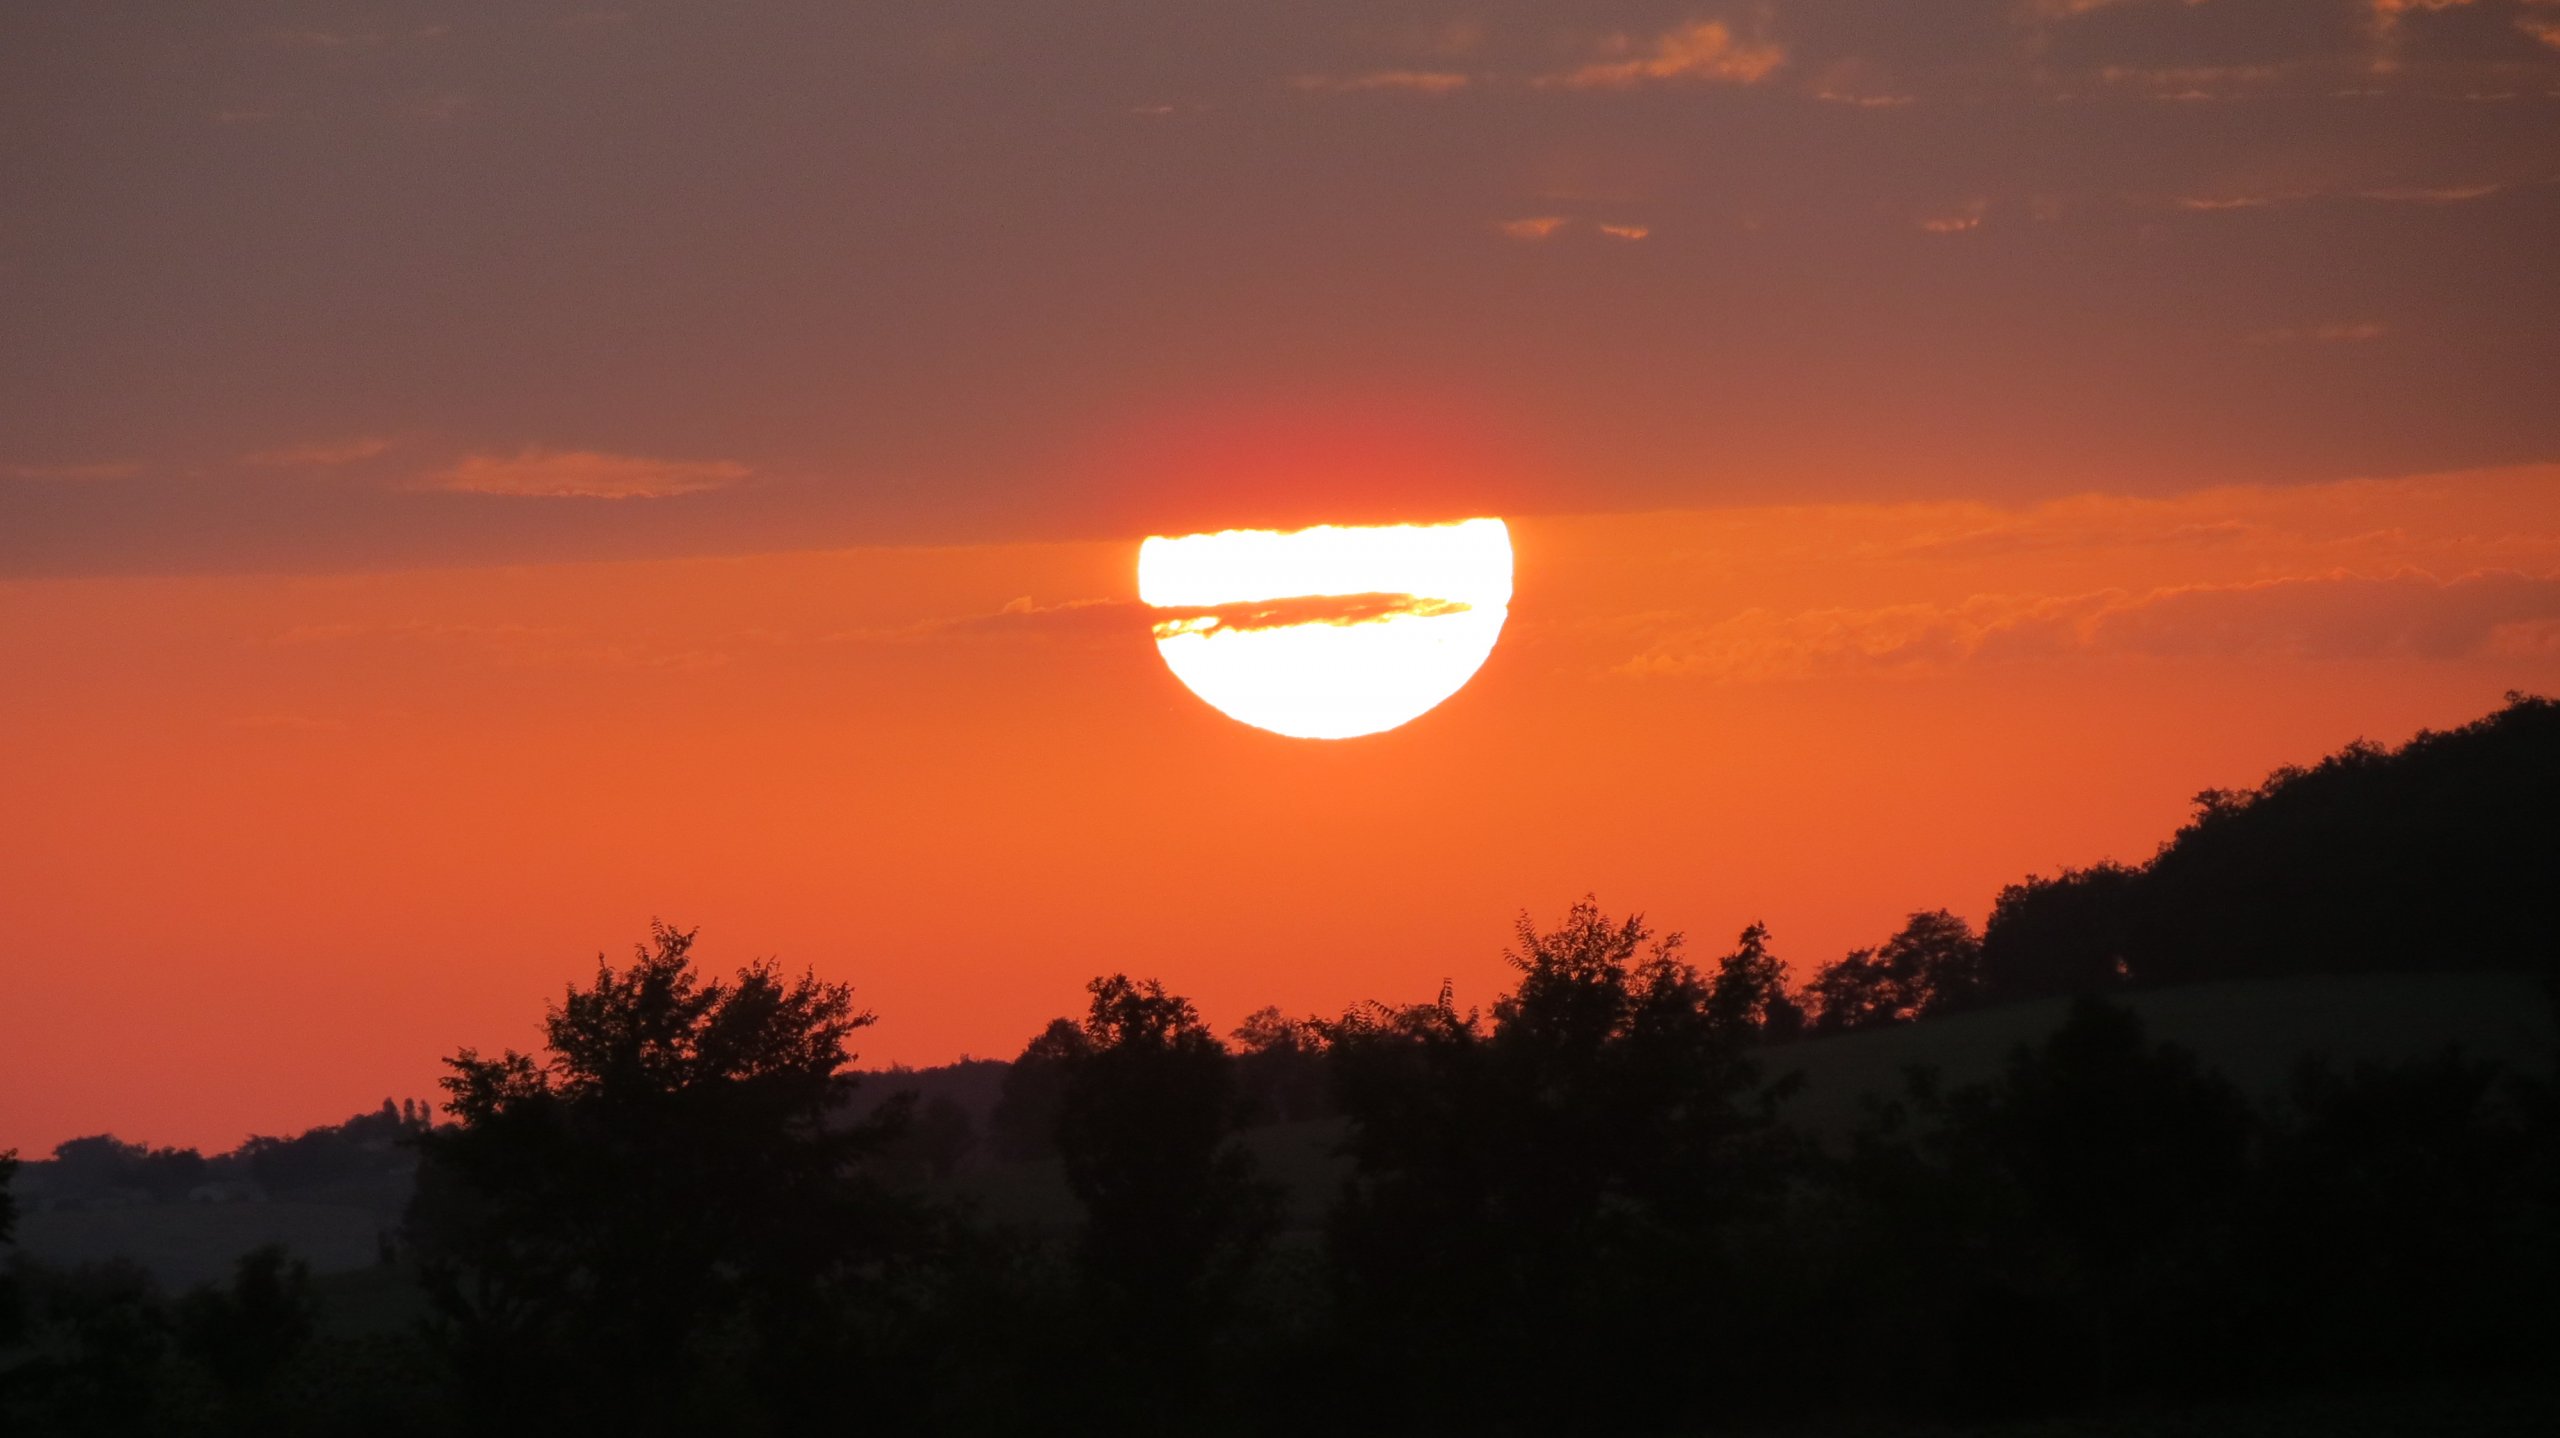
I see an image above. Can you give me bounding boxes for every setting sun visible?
[1137,517,1514,739]
[9,5,2560,1429]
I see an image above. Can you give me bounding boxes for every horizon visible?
[7,0,2560,1157]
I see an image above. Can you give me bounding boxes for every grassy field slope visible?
[1768,969,2556,1144]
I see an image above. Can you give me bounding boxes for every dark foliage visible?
[880,1093,977,1181]
[0,1246,450,1437]
[1321,900,1799,1432]
[851,1056,1009,1168]
[1796,998,2560,1419]
[1805,908,1985,1032]
[987,1017,1081,1161]
[404,922,918,1435]
[240,1100,427,1202]
[43,1135,210,1205]
[1229,1006,1332,1125]
[955,977,1283,1434]
[1708,921,1807,1037]
[1047,975,1276,1337]
[2245,1048,2560,1383]
[1984,692,2560,998]
[0,1149,17,1353]
[172,1244,317,1414]
[1,1259,171,1435]
[1980,861,2141,999]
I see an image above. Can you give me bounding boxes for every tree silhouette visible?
[1820,997,2260,1412]
[1805,909,1983,1032]
[0,1148,16,1353]
[988,1017,1082,1161]
[406,922,911,1432]
[3,1259,171,1434]
[1707,921,1805,1038]
[174,1243,317,1416]
[1325,900,1796,1430]
[1045,975,1275,1337]
[43,1134,209,1204]
[885,1093,976,1181]
[1981,862,2139,1000]
[242,1099,427,1200]
[1230,1005,1331,1124]
[2247,1048,2560,1383]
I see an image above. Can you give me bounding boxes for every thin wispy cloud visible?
[1491,215,1652,242]
[2356,182,2508,202]
[2175,179,2524,212]
[1615,570,2560,681]
[2368,0,2485,22]
[2175,193,2307,211]
[1540,19,1786,90]
[1290,70,1471,94]
[426,448,750,499]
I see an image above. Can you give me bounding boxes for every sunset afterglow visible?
[5,5,2560,1423]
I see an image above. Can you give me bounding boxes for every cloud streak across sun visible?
[1138,518,1514,739]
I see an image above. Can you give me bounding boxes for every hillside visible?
[1984,694,2560,998]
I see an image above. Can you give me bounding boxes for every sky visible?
[5,1,2560,1152]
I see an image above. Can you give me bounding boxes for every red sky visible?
[5,1,2560,1151]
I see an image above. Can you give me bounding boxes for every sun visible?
[1137,517,1513,739]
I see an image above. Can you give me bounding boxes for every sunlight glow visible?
[1137,518,1512,740]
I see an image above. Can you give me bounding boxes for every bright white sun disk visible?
[1137,518,1512,740]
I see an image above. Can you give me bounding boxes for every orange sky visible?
[6,4,2558,1152]
[8,464,2557,1152]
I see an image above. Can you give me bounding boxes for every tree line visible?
[3,694,2557,1435]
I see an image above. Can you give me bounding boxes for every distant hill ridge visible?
[1982,692,2560,1000]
